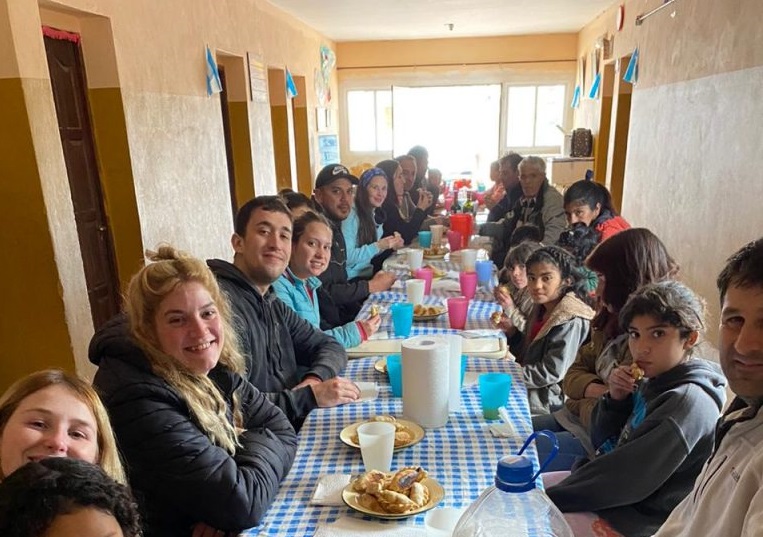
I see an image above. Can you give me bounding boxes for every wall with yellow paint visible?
[1,0,335,388]
[576,0,763,344]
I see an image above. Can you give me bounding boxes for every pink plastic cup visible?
[447,230,463,252]
[414,267,434,295]
[444,196,454,212]
[447,297,470,330]
[459,271,478,300]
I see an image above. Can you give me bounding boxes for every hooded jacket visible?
[208,259,347,425]
[595,213,631,242]
[89,316,297,537]
[272,268,362,348]
[653,397,763,537]
[519,292,595,415]
[547,358,727,537]
[342,205,383,280]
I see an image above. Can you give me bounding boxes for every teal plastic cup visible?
[478,372,512,420]
[418,230,433,248]
[386,354,402,397]
[390,302,414,337]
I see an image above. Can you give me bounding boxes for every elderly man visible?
[480,155,566,265]
[312,164,396,327]
[208,195,358,428]
[654,238,763,537]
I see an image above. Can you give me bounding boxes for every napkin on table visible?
[309,474,352,506]
[354,382,379,403]
[313,516,427,537]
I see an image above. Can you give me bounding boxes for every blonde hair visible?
[125,245,245,454]
[0,369,127,484]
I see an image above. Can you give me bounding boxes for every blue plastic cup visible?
[390,302,414,338]
[386,354,403,397]
[478,373,513,420]
[418,230,433,248]
[475,260,493,286]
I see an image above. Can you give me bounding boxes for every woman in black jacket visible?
[378,158,431,244]
[89,246,297,537]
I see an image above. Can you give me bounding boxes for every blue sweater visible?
[342,205,382,280]
[272,268,362,348]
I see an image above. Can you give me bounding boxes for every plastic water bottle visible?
[453,431,573,537]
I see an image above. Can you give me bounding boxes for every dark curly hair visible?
[620,280,706,341]
[717,237,763,304]
[526,245,593,306]
[558,222,600,266]
[0,458,142,537]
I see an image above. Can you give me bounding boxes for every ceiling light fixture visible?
[446,23,454,31]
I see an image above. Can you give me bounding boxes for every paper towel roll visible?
[401,336,451,428]
[447,334,463,413]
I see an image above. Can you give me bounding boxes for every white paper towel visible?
[401,336,450,428]
[447,334,463,413]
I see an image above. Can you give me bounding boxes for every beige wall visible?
[576,0,763,343]
[1,0,335,386]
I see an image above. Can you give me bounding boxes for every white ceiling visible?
[266,0,615,42]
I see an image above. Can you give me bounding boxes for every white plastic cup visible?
[425,507,466,536]
[460,249,477,271]
[430,224,445,246]
[406,279,426,305]
[357,422,396,472]
[408,249,424,270]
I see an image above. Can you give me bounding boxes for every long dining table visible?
[241,253,539,536]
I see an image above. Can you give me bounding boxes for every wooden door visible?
[218,66,238,221]
[44,35,121,330]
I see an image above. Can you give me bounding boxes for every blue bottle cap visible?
[495,455,536,493]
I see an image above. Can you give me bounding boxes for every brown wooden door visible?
[218,66,238,221]
[44,35,121,330]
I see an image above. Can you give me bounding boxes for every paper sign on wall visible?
[318,135,339,166]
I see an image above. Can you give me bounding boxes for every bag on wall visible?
[571,128,593,157]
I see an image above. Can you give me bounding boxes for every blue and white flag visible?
[285,67,298,98]
[623,47,639,84]
[571,85,581,108]
[206,46,222,96]
[588,72,601,100]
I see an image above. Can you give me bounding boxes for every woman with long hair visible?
[533,228,679,471]
[563,180,630,243]
[0,369,125,485]
[89,246,297,537]
[377,158,432,244]
[342,167,403,279]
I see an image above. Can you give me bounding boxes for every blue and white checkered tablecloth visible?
[241,357,537,536]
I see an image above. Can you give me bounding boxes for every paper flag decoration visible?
[285,67,298,98]
[206,46,222,96]
[623,47,639,84]
[571,85,581,108]
[588,72,601,99]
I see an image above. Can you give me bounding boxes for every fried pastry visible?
[369,305,380,317]
[350,468,431,514]
[490,311,503,325]
[630,362,645,381]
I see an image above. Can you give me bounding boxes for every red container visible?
[449,214,473,248]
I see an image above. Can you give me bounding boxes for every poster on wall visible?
[247,53,268,103]
[318,134,339,166]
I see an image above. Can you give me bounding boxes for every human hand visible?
[608,365,637,401]
[310,376,361,407]
[369,271,396,293]
[496,315,516,335]
[584,382,609,399]
[379,233,404,251]
[417,189,433,210]
[192,522,233,537]
[494,285,515,310]
[359,314,382,337]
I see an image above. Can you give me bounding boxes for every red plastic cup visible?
[447,230,462,252]
[450,214,473,248]
[414,267,434,295]
[447,297,470,330]
[459,271,478,300]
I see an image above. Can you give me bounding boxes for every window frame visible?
[344,87,393,154]
[502,82,568,156]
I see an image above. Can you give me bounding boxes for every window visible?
[505,84,566,154]
[347,89,392,152]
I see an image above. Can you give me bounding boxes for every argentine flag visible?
[206,46,222,96]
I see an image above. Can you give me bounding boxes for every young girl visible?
[563,180,630,243]
[274,211,381,348]
[342,167,403,280]
[546,281,726,537]
[516,246,595,415]
[0,369,125,484]
[493,241,541,352]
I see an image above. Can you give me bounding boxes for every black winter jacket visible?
[208,259,348,424]
[316,217,369,325]
[89,317,297,537]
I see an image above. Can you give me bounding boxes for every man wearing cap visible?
[313,164,397,327]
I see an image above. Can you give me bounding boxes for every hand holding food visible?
[369,305,380,318]
[630,362,645,381]
[608,364,640,401]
